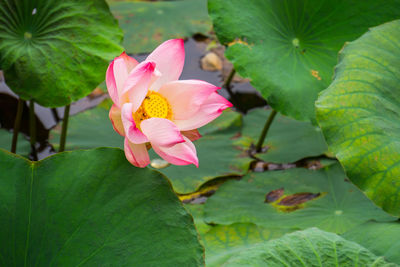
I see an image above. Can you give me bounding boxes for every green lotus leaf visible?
[204,163,395,234]
[185,204,289,267]
[0,148,204,266]
[0,0,123,107]
[239,108,327,163]
[222,228,396,266]
[202,223,289,267]
[109,0,211,53]
[184,204,212,234]
[316,20,400,216]
[343,221,400,264]
[208,0,400,121]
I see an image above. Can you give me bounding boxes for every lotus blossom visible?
[106,39,232,168]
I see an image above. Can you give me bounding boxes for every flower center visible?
[133,91,172,124]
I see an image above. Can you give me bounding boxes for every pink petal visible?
[158,80,219,120]
[146,39,185,91]
[120,61,156,111]
[106,52,140,107]
[174,93,233,131]
[119,52,139,73]
[121,103,149,144]
[181,129,202,142]
[113,57,129,105]
[153,136,198,167]
[106,60,119,106]
[141,118,185,148]
[109,104,125,136]
[124,138,150,168]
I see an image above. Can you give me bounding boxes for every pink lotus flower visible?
[106,39,232,168]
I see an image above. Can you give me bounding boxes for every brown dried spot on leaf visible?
[228,38,250,47]
[277,192,321,206]
[264,188,284,203]
[311,69,322,80]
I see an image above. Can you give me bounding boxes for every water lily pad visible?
[208,0,400,121]
[204,163,395,234]
[240,108,328,163]
[0,0,123,107]
[109,0,211,53]
[343,221,400,264]
[0,148,204,266]
[316,20,400,216]
[222,228,395,266]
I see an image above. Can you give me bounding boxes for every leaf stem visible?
[223,68,236,96]
[11,98,24,153]
[51,108,60,122]
[29,100,38,160]
[255,109,277,153]
[59,104,70,152]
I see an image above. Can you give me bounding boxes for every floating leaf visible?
[316,20,400,216]
[109,0,211,53]
[240,108,327,163]
[204,163,395,234]
[203,223,289,267]
[0,0,123,107]
[222,228,395,266]
[208,0,400,121]
[0,148,204,266]
[343,221,400,264]
[185,204,289,267]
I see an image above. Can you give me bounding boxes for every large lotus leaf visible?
[343,221,400,264]
[109,0,211,53]
[0,129,30,156]
[204,163,395,234]
[316,20,400,216]
[0,148,204,266]
[222,228,396,266]
[240,108,327,163]
[208,0,400,121]
[185,204,289,267]
[0,0,123,107]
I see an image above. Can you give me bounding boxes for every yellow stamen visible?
[133,91,173,128]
